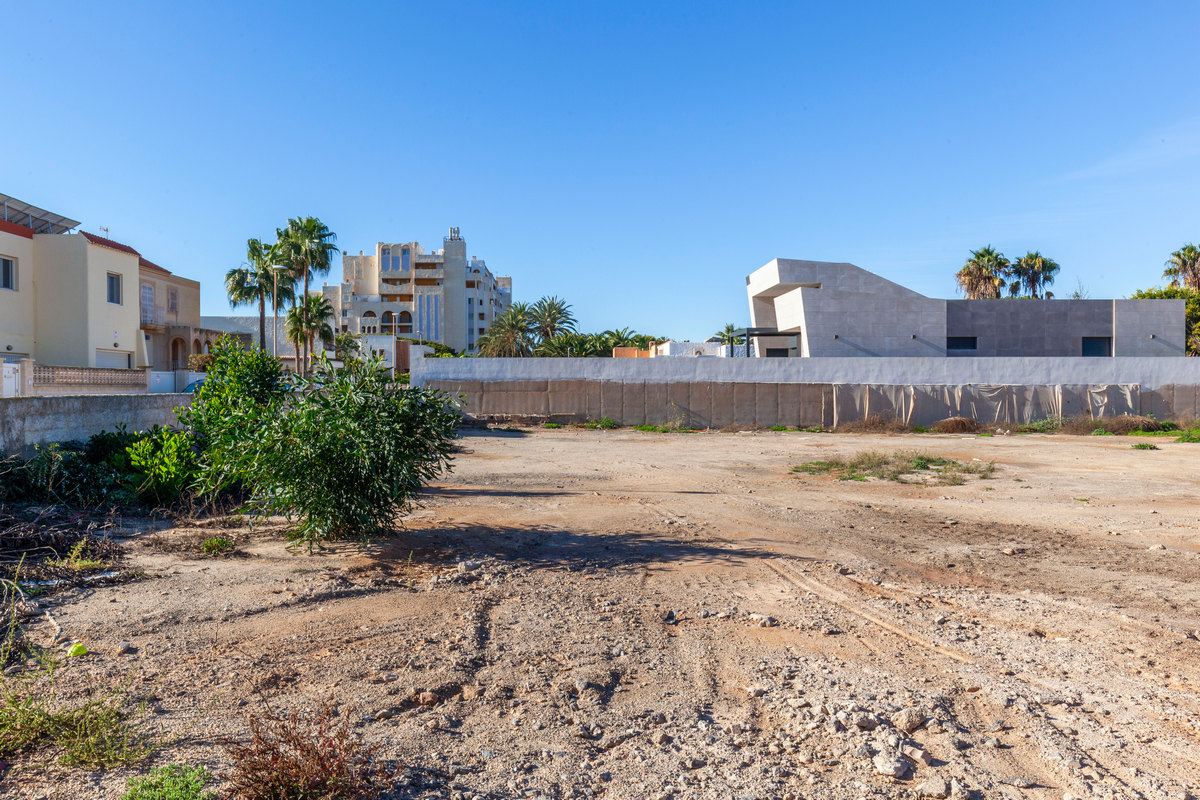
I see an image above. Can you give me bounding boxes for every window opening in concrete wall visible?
[1,256,16,290]
[1082,336,1113,357]
[765,348,789,357]
[946,336,977,351]
[107,273,123,304]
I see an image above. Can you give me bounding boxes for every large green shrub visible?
[197,356,459,549]
[177,336,287,488]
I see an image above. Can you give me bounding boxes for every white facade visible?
[321,227,512,355]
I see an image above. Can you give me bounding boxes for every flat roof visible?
[0,192,81,235]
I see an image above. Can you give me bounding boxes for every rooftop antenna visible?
[98,226,110,237]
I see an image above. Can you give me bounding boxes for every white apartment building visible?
[321,227,512,354]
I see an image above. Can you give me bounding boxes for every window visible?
[946,336,977,351]
[478,313,485,320]
[479,327,485,335]
[765,348,789,357]
[0,257,16,290]
[1082,336,1112,357]
[106,273,123,305]
[167,288,178,312]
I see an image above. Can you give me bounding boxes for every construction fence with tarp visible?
[422,379,1200,429]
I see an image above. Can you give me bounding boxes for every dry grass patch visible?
[792,449,995,485]
[834,415,911,434]
[931,416,981,434]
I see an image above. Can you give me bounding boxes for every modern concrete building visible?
[320,227,512,354]
[0,191,222,371]
[747,258,1186,358]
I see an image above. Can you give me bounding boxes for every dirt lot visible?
[8,429,1200,800]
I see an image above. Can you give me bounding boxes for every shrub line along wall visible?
[0,394,193,455]
[412,357,1200,428]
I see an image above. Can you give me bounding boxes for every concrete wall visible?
[1113,299,1187,356]
[0,393,193,455]
[412,355,1200,389]
[946,299,1115,357]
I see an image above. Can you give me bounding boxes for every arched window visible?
[193,339,202,354]
[398,310,412,323]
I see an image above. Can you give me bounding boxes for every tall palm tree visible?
[714,323,745,346]
[225,239,296,350]
[477,303,535,357]
[1164,244,1200,291]
[275,217,339,373]
[955,246,1011,299]
[530,296,577,342]
[1011,252,1061,299]
[602,328,638,350]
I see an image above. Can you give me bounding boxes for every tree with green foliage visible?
[223,239,294,350]
[1164,243,1200,291]
[477,303,535,357]
[1009,252,1060,298]
[530,296,577,342]
[714,323,745,346]
[1130,285,1200,355]
[956,246,1010,299]
[274,218,339,373]
[298,294,335,359]
[334,331,362,362]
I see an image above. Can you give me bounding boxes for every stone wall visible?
[0,393,192,455]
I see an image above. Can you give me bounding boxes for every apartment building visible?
[0,191,220,370]
[321,227,513,354]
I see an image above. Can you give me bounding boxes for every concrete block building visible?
[320,227,512,354]
[747,258,1186,358]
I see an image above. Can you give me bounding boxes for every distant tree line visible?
[476,297,666,357]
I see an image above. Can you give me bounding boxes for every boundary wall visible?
[0,394,193,455]
[413,357,1200,427]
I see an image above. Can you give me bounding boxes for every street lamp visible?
[271,265,290,358]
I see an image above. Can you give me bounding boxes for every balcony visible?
[140,304,166,329]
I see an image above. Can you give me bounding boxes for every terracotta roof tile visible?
[138,257,172,275]
[81,231,140,256]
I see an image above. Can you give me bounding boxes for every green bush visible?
[0,443,137,507]
[1177,429,1200,443]
[1131,442,1159,450]
[122,764,215,800]
[586,417,619,430]
[199,356,459,550]
[127,428,198,506]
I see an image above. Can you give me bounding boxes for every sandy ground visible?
[7,428,1200,800]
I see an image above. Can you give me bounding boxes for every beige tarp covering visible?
[831,384,1140,428]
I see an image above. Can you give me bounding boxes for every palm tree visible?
[299,295,335,359]
[530,296,577,342]
[1011,252,1061,299]
[602,328,638,350]
[224,239,297,350]
[714,323,745,346]
[476,303,535,357]
[956,246,1011,299]
[284,305,305,374]
[275,218,339,373]
[1164,244,1200,291]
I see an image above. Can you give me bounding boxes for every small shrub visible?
[1176,429,1200,443]
[1091,428,1114,436]
[1021,416,1063,433]
[127,428,198,506]
[1131,442,1159,450]
[931,416,980,434]
[769,425,788,432]
[186,353,214,372]
[122,764,215,800]
[911,425,929,433]
[47,540,107,572]
[223,699,382,800]
[543,422,561,429]
[200,537,235,557]
[586,417,619,430]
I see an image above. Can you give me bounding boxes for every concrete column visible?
[18,358,34,397]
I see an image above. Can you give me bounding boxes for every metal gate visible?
[149,371,175,393]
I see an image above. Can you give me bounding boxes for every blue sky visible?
[4,1,1199,340]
